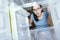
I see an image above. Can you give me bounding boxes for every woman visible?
[30,3,51,29]
[30,2,53,40]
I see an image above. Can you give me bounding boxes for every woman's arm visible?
[48,15,53,26]
[29,18,33,26]
[47,5,53,26]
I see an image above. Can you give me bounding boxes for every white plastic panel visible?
[0,0,12,40]
[55,2,60,19]
[30,27,55,40]
[0,0,2,7]
[0,12,12,40]
[32,0,44,2]
[15,15,31,40]
[0,13,4,29]
[47,0,60,40]
[15,7,31,40]
[14,0,46,6]
[22,0,31,3]
[14,0,23,5]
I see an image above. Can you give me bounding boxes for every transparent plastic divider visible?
[17,25,31,40]
[30,27,56,40]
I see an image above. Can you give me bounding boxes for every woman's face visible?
[33,5,43,17]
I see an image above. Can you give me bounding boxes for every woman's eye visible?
[33,8,40,11]
[37,8,40,9]
[33,9,36,11]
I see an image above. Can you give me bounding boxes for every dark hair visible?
[32,5,44,22]
[40,5,43,12]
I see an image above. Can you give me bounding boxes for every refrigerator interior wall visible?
[15,7,31,40]
[55,2,60,19]
[16,14,31,40]
[47,0,60,40]
[10,0,60,40]
[14,0,47,6]
[0,12,12,40]
[0,0,12,40]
